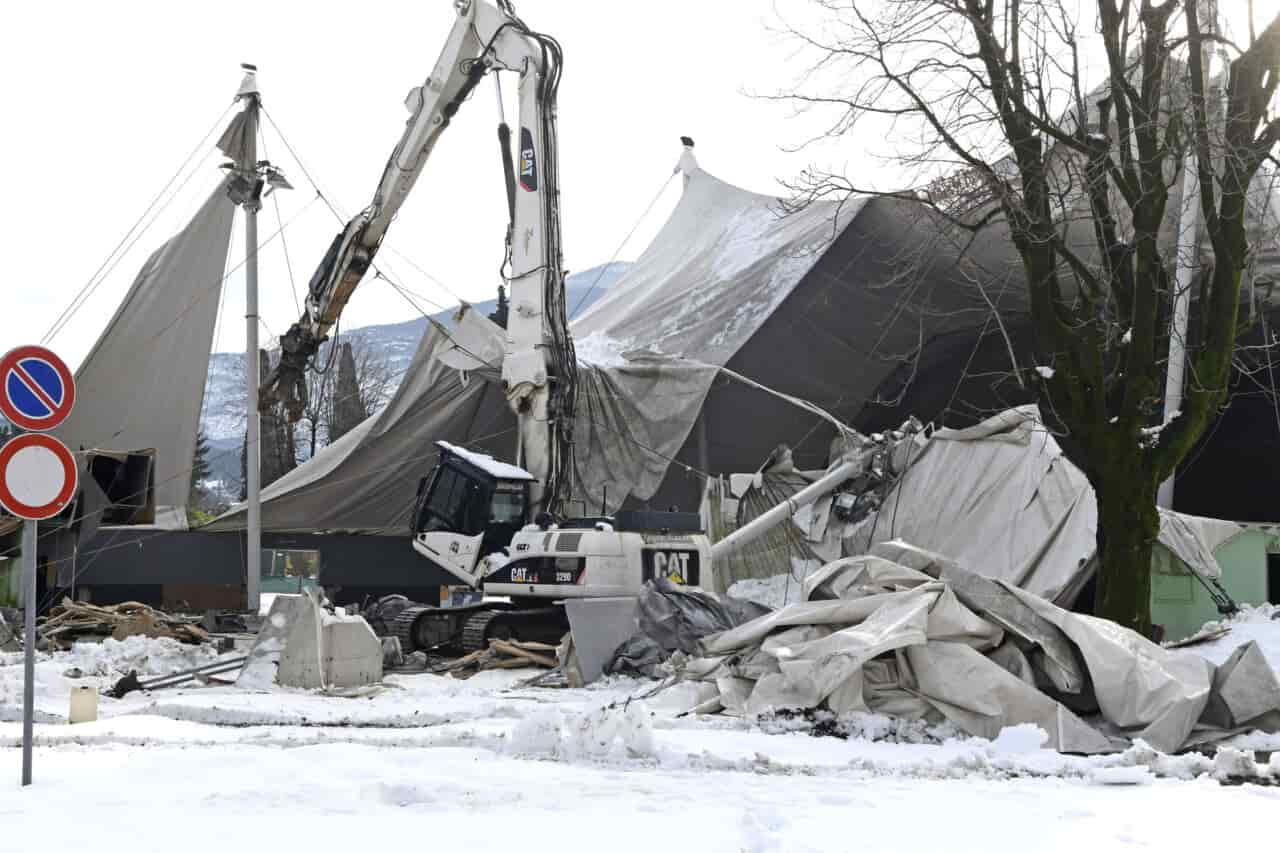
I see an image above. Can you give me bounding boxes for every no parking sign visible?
[0,345,78,519]
[0,344,76,431]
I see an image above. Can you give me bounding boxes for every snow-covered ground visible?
[1182,603,1280,670]
[3,621,1279,851]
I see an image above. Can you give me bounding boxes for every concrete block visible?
[321,615,383,688]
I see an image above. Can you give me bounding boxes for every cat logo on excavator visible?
[519,128,537,191]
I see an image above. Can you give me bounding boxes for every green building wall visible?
[1151,527,1276,641]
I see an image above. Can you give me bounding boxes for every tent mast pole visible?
[1159,0,1222,510]
[237,65,263,614]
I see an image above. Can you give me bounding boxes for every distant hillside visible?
[199,261,628,445]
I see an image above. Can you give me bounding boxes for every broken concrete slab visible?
[237,594,302,690]
[565,596,639,684]
[277,590,326,689]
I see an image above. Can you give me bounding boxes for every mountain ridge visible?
[198,261,629,449]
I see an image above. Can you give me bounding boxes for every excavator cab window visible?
[414,456,530,556]
[416,463,490,537]
[490,482,526,525]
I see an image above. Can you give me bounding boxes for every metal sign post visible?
[1,344,78,788]
[21,520,35,786]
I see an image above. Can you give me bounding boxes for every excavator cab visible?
[411,442,534,585]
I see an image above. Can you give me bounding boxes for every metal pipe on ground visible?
[108,656,248,698]
[709,458,863,562]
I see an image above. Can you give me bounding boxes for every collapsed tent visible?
[208,324,514,533]
[54,180,237,530]
[714,407,1245,607]
[665,542,1280,755]
[213,145,1025,533]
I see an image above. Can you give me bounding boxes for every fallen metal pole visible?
[109,656,248,698]
[709,458,862,561]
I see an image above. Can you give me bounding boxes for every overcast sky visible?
[2,0,1273,367]
[1,0,851,367]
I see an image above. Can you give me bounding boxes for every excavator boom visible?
[260,0,567,470]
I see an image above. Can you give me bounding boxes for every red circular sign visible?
[0,345,77,432]
[0,433,79,520]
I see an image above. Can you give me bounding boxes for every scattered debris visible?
[109,655,248,698]
[1164,625,1233,649]
[199,610,247,634]
[433,638,559,679]
[381,636,404,668]
[604,578,770,679]
[39,598,209,648]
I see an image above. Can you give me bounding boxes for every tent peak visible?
[676,136,701,180]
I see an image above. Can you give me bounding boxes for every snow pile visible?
[0,635,223,722]
[1090,765,1155,785]
[728,574,805,610]
[509,701,656,761]
[989,724,1048,754]
[1212,746,1261,781]
[1185,603,1280,673]
[573,331,628,368]
[66,635,222,678]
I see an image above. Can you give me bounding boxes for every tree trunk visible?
[1093,469,1159,637]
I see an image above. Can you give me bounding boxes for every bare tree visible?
[297,349,336,460]
[294,337,398,456]
[349,337,397,416]
[781,0,1280,633]
[241,349,298,498]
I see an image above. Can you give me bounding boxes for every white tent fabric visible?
[572,159,863,364]
[674,546,1280,754]
[840,407,1240,602]
[55,180,236,530]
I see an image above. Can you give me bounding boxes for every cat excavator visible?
[257,0,715,653]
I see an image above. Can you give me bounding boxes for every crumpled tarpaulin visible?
[606,578,770,678]
[847,406,1244,605]
[673,542,1280,754]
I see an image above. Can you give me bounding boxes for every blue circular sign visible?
[0,345,77,431]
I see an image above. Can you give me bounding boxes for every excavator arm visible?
[260,1,570,508]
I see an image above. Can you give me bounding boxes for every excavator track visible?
[392,602,507,655]
[461,606,569,653]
